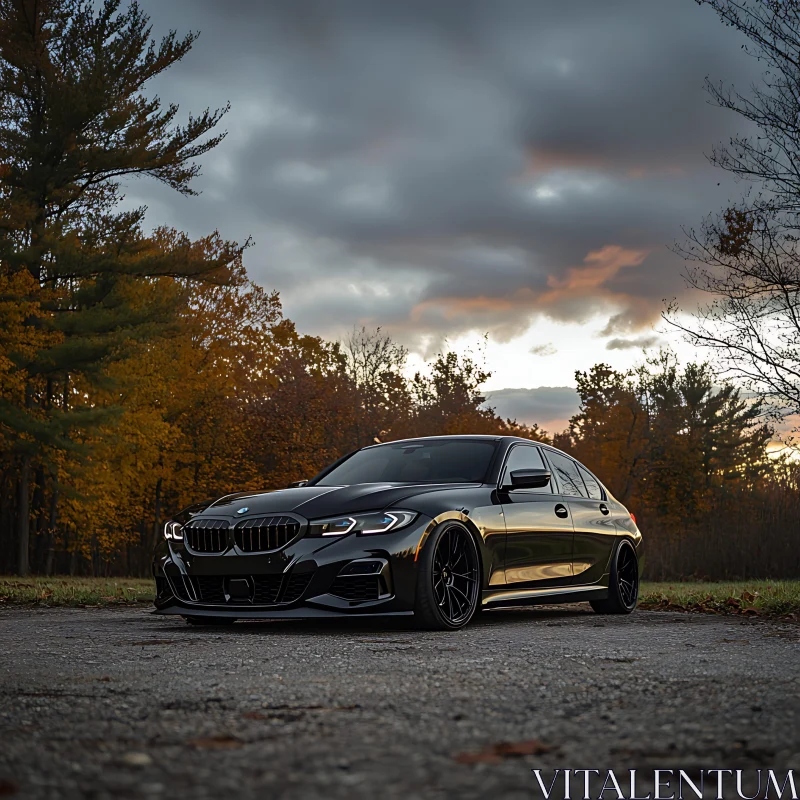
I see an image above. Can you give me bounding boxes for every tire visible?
[183,616,237,626]
[414,522,481,630]
[591,539,639,615]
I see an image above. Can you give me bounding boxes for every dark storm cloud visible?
[133,0,762,348]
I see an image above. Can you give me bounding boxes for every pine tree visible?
[0,0,243,574]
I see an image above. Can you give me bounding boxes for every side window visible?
[545,450,588,498]
[577,463,604,500]
[501,445,552,493]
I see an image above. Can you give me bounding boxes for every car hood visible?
[197,482,479,520]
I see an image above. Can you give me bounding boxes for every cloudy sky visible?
[132,0,761,431]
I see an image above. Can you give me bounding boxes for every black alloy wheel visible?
[591,539,639,615]
[415,522,481,630]
[616,542,639,607]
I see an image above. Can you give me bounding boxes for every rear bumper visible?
[152,515,430,618]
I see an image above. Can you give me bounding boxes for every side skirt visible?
[482,584,608,608]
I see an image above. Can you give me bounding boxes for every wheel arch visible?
[619,533,644,580]
[612,535,640,566]
[415,512,489,591]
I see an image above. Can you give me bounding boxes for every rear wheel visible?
[591,539,639,615]
[183,616,237,626]
[414,522,481,630]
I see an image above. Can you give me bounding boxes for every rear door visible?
[543,450,617,585]
[499,444,574,587]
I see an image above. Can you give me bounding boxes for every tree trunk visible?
[16,455,31,576]
[148,477,163,574]
[31,466,46,571]
[69,541,77,576]
[44,479,58,576]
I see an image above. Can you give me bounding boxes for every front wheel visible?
[414,522,481,630]
[591,539,639,615]
[183,616,237,626]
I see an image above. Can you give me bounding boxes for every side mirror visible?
[288,480,309,488]
[507,469,551,490]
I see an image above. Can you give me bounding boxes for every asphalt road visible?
[0,605,798,800]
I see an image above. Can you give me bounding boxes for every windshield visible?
[316,440,498,486]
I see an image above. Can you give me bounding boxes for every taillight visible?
[629,511,637,525]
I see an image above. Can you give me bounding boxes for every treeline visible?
[554,357,800,580]
[4,253,798,579]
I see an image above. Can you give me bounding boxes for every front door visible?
[499,444,574,587]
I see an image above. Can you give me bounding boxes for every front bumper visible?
[152,514,430,619]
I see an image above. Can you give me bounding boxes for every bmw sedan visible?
[153,435,643,630]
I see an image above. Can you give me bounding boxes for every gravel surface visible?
[0,605,798,799]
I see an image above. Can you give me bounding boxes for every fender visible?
[414,510,492,590]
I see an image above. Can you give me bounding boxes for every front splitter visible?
[153,603,414,620]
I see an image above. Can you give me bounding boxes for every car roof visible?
[362,434,548,450]
[362,434,579,460]
[362,434,502,450]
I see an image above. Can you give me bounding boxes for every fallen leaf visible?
[494,740,552,757]
[455,739,552,764]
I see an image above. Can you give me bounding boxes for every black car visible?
[153,435,642,630]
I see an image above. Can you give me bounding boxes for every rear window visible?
[545,450,588,498]
[577,463,604,500]
[316,440,498,486]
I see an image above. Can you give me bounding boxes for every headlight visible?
[163,521,183,541]
[309,510,417,537]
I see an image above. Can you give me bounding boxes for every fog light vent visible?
[340,560,384,576]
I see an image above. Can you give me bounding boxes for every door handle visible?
[599,504,609,515]
[554,503,569,519]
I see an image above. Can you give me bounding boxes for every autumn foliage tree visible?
[554,364,648,506]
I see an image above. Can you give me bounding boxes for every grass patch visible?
[1,576,798,618]
[640,580,800,619]
[0,576,155,607]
